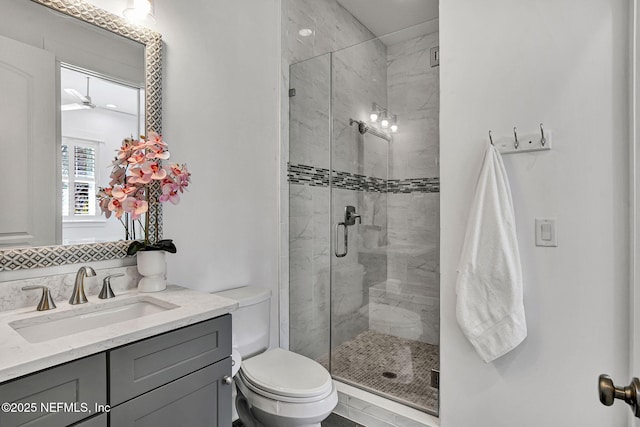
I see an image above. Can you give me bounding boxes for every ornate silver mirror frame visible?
[0,0,162,272]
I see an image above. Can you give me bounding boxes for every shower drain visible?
[382,371,397,379]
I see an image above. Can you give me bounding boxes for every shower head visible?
[349,118,391,142]
[358,121,368,135]
[348,118,369,135]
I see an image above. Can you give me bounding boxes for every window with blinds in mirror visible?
[62,139,99,220]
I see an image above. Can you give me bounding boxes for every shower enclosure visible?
[288,29,440,415]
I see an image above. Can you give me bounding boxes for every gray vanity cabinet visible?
[109,358,232,426]
[0,354,106,427]
[109,314,232,406]
[108,314,232,426]
[0,315,232,427]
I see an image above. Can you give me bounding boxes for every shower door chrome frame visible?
[630,2,640,425]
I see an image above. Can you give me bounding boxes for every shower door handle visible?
[335,222,348,257]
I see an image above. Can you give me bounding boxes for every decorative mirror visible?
[0,0,162,272]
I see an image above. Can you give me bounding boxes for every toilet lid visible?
[240,348,333,399]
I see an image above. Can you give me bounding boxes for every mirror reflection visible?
[61,66,144,245]
[0,0,146,249]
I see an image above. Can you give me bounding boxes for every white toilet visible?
[216,286,338,427]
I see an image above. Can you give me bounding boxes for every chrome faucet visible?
[70,266,96,304]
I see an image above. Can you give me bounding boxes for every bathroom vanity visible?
[0,286,237,427]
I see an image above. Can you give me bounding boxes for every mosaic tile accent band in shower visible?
[288,163,439,193]
[387,178,439,193]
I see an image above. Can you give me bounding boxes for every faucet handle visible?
[99,274,124,299]
[22,285,56,311]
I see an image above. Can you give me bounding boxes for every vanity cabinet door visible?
[109,315,231,406]
[109,357,232,427]
[0,354,106,427]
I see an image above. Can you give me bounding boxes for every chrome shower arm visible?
[349,119,392,142]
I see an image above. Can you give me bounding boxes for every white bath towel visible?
[456,143,527,363]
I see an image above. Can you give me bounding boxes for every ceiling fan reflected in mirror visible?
[62,76,96,111]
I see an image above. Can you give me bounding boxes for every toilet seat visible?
[239,348,333,403]
[236,373,338,422]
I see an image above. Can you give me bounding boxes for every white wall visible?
[152,0,281,346]
[440,1,630,426]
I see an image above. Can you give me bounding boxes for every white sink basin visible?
[10,297,179,343]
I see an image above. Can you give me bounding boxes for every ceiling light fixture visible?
[123,0,155,24]
[106,104,118,109]
[298,28,314,37]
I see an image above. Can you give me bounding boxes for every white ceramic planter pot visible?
[136,250,167,292]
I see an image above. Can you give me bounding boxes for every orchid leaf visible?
[127,239,177,256]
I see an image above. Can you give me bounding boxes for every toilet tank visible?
[215,286,271,359]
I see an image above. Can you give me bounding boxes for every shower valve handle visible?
[344,206,361,226]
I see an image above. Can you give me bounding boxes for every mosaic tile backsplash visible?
[288,163,439,194]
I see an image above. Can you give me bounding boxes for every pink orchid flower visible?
[122,197,148,220]
[159,183,180,204]
[167,164,191,192]
[98,198,111,219]
[142,161,167,180]
[98,131,190,241]
[109,166,126,186]
[97,187,113,197]
[127,151,146,164]
[111,184,137,201]
[146,131,167,146]
[128,166,153,184]
[145,145,170,160]
[111,185,128,201]
[117,149,131,161]
[108,199,125,219]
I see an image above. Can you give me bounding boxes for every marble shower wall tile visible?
[332,38,388,176]
[387,33,440,180]
[331,188,372,347]
[286,0,336,65]
[289,54,331,169]
[285,0,379,66]
[285,1,442,356]
[289,185,331,360]
[284,1,384,351]
[385,190,440,344]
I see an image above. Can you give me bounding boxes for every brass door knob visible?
[599,374,640,418]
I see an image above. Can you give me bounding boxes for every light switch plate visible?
[535,219,557,247]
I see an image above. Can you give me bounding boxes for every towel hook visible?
[489,130,494,146]
[540,123,546,147]
[513,127,519,149]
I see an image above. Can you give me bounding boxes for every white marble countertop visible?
[0,285,238,383]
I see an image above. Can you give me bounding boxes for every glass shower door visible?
[329,35,440,414]
[288,53,332,364]
[288,26,440,416]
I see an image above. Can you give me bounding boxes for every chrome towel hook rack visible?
[487,123,552,155]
